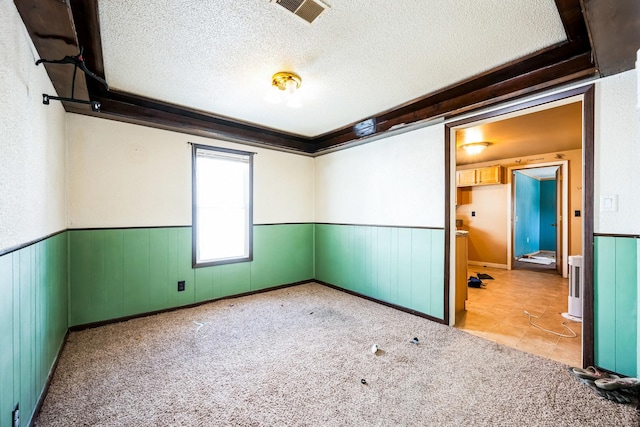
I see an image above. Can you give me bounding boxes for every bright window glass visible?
[193,145,253,266]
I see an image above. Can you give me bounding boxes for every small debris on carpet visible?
[410,337,419,345]
[361,378,367,385]
[371,344,379,354]
[193,321,210,332]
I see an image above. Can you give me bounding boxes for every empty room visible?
[2,0,640,425]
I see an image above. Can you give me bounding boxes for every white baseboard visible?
[467,261,508,270]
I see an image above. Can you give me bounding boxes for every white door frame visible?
[506,161,569,278]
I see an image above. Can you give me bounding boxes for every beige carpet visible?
[35,283,638,426]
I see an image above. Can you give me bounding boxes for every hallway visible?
[455,266,581,367]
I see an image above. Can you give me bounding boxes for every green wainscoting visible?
[68,224,314,327]
[594,236,638,377]
[315,224,444,319]
[0,233,68,427]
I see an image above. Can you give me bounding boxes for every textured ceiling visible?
[98,0,567,137]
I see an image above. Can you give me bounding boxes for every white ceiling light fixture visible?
[460,141,491,155]
[266,71,303,108]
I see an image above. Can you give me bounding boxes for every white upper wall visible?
[315,125,445,228]
[594,69,640,235]
[66,114,314,228]
[0,2,67,251]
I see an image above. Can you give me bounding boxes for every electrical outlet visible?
[12,403,19,427]
[177,280,185,292]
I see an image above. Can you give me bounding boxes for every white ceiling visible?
[516,166,559,180]
[98,0,567,137]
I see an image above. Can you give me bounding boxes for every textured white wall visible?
[66,114,314,228]
[594,70,640,235]
[0,2,67,251]
[315,124,445,227]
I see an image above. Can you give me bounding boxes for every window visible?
[192,144,253,267]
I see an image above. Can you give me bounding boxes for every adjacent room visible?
[452,101,584,367]
[2,0,640,425]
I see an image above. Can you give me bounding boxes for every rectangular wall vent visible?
[272,0,329,24]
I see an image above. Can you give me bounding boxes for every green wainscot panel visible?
[429,229,445,319]
[314,224,445,319]
[594,236,637,377]
[123,229,151,316]
[176,228,196,306]
[69,230,93,326]
[314,224,339,287]
[148,228,195,310]
[251,224,314,290]
[194,262,251,303]
[614,238,637,376]
[69,225,312,326]
[0,252,14,427]
[0,232,68,427]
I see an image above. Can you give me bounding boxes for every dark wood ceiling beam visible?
[69,0,104,78]
[555,0,591,42]
[313,0,593,149]
[14,0,91,112]
[581,0,640,76]
[87,95,316,153]
[314,49,595,150]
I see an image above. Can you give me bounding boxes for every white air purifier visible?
[562,255,583,322]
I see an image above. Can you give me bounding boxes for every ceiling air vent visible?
[271,0,330,24]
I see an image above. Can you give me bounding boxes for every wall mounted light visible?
[460,141,491,155]
[265,71,302,108]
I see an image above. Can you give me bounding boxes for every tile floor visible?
[454,265,582,367]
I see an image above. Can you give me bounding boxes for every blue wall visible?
[514,172,540,257]
[539,180,557,251]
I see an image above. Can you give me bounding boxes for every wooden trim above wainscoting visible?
[69,225,192,231]
[594,233,640,239]
[0,229,67,257]
[254,223,315,226]
[314,223,445,230]
[317,280,446,325]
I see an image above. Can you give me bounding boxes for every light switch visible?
[600,195,618,212]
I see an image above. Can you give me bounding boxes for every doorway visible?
[444,85,595,367]
[513,167,559,272]
[508,162,569,278]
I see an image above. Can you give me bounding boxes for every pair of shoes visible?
[570,366,609,381]
[595,377,640,390]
